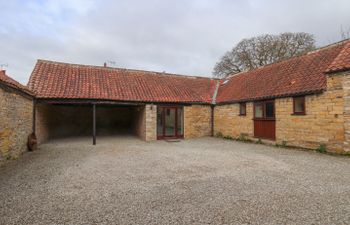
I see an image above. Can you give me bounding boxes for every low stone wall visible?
[184,105,212,139]
[0,86,33,165]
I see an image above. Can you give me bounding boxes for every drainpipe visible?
[211,80,220,137]
[211,105,214,137]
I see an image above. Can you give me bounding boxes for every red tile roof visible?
[28,60,218,103]
[216,40,349,104]
[0,70,34,96]
[325,40,350,73]
[27,40,350,104]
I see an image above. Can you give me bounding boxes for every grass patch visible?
[215,132,223,138]
[237,133,252,143]
[256,139,263,144]
[281,141,287,147]
[316,144,327,153]
[223,135,234,140]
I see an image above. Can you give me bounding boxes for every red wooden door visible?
[253,100,276,140]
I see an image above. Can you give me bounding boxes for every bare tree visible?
[213,32,316,78]
[340,26,350,40]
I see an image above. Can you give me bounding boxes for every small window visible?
[239,103,246,116]
[254,101,275,119]
[254,103,263,118]
[293,96,305,115]
[265,101,274,118]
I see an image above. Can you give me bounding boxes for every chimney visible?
[103,62,107,67]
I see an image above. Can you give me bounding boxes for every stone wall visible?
[275,73,350,153]
[184,105,212,139]
[0,86,33,164]
[338,71,350,153]
[275,94,344,153]
[144,104,157,141]
[132,104,157,141]
[214,103,254,138]
[134,106,146,140]
[35,103,50,144]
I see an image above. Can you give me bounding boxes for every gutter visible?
[34,97,215,106]
[215,89,325,106]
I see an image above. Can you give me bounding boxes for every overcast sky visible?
[0,0,349,84]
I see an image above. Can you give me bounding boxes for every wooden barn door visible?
[253,100,276,140]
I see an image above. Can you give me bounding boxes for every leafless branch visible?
[213,32,316,78]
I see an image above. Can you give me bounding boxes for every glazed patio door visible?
[157,106,183,139]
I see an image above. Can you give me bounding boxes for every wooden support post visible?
[93,104,96,145]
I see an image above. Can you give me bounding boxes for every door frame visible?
[253,100,276,140]
[157,106,184,140]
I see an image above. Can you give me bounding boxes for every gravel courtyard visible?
[0,136,349,225]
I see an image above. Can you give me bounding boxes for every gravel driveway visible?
[0,136,349,225]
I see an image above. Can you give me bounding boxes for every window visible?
[239,103,246,116]
[177,108,183,136]
[293,96,305,115]
[265,102,274,118]
[254,103,263,118]
[254,101,275,119]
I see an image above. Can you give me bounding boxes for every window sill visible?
[291,113,306,116]
[239,114,246,116]
[253,118,276,121]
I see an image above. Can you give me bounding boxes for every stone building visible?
[26,39,350,153]
[28,60,217,145]
[214,39,350,153]
[1,39,350,160]
[0,70,34,164]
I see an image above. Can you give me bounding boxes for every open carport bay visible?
[35,103,146,143]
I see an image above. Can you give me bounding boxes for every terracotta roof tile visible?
[28,60,218,103]
[0,70,34,96]
[325,40,350,73]
[28,40,350,104]
[216,40,349,103]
